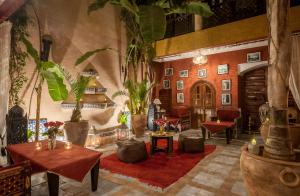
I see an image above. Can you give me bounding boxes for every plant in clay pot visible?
[64,75,91,146]
[43,121,63,150]
[113,79,153,138]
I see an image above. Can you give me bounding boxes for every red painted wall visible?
[153,46,268,109]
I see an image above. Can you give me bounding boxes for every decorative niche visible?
[61,65,114,109]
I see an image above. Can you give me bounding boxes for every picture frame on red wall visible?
[221,93,231,105]
[179,70,188,77]
[222,79,231,91]
[247,52,261,63]
[198,69,207,78]
[218,64,229,74]
[165,68,173,76]
[163,80,170,89]
[177,92,184,103]
[177,80,184,90]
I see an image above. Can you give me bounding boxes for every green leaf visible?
[71,76,90,102]
[88,0,110,14]
[75,48,117,66]
[41,61,64,79]
[139,5,166,43]
[42,71,68,101]
[21,36,40,67]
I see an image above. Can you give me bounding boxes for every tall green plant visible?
[112,79,153,115]
[22,36,68,141]
[69,76,90,122]
[89,0,212,82]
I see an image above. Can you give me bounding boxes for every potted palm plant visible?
[64,75,91,146]
[113,79,152,137]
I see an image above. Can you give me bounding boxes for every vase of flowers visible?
[43,121,63,150]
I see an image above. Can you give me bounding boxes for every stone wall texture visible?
[0,21,12,139]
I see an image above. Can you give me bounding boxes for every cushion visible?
[171,106,190,117]
[116,139,148,163]
[183,137,204,153]
[217,109,240,122]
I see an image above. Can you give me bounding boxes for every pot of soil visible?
[64,120,89,146]
[240,145,300,196]
[132,114,147,138]
[260,122,300,148]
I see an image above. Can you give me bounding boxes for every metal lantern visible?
[117,124,129,140]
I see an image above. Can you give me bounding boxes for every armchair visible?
[216,108,242,138]
[0,161,31,195]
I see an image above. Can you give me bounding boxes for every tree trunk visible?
[264,0,295,161]
[35,80,42,141]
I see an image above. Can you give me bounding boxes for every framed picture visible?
[198,69,207,78]
[218,64,229,74]
[177,80,184,90]
[177,92,184,103]
[221,93,231,105]
[222,79,231,91]
[247,52,261,63]
[163,80,170,89]
[179,70,188,77]
[165,68,173,76]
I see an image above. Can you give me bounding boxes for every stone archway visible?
[190,80,216,128]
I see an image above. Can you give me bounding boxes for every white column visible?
[0,21,12,140]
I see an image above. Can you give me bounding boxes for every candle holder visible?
[64,141,72,149]
[35,141,42,150]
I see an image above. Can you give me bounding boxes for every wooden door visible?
[241,68,268,132]
[190,81,216,128]
[159,89,172,113]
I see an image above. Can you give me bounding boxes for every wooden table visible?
[150,133,174,155]
[7,140,101,196]
[201,121,235,144]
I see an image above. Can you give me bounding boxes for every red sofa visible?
[166,106,191,131]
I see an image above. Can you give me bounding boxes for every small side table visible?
[150,133,173,155]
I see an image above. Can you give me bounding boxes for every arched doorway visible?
[190,81,216,128]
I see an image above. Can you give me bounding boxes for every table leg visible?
[47,172,59,196]
[91,160,100,192]
[151,137,155,155]
[168,137,173,154]
[226,128,233,144]
[200,126,206,141]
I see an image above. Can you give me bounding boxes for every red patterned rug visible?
[100,140,216,188]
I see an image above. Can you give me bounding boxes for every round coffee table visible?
[150,132,174,155]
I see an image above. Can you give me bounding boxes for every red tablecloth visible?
[201,121,235,133]
[7,141,101,182]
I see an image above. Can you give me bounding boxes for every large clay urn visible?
[260,122,300,149]
[132,114,147,138]
[240,145,300,196]
[64,120,89,146]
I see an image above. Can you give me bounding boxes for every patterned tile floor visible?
[1,131,249,196]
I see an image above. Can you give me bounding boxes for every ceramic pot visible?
[260,122,300,148]
[240,145,300,196]
[132,114,147,138]
[64,120,89,146]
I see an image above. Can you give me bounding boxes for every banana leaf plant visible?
[112,79,154,115]
[89,0,213,83]
[21,36,68,141]
[60,48,117,122]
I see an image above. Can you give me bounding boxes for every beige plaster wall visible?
[21,0,127,130]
